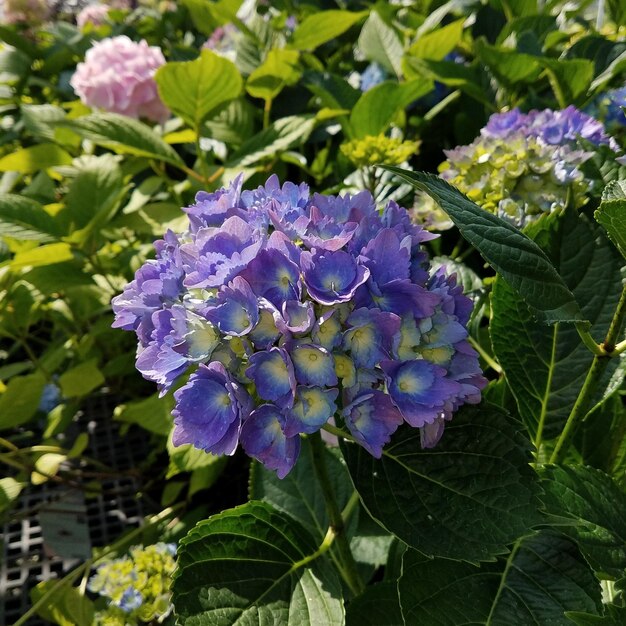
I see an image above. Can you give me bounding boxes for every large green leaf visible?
[490,211,625,441]
[350,81,432,139]
[290,10,366,51]
[540,58,594,104]
[155,50,242,130]
[64,154,124,233]
[0,144,72,173]
[53,114,184,167]
[342,404,543,562]
[114,393,173,437]
[474,39,542,85]
[0,194,59,242]
[542,465,626,579]
[346,582,403,626]
[399,531,602,625]
[409,18,465,61]
[384,168,583,323]
[246,49,301,102]
[172,501,344,625]
[358,12,403,75]
[227,115,315,169]
[0,372,47,429]
[250,444,354,542]
[595,183,626,260]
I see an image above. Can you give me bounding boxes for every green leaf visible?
[250,444,354,542]
[173,501,344,625]
[542,465,626,579]
[595,195,626,260]
[290,10,367,51]
[399,531,602,624]
[342,404,543,562]
[0,194,59,242]
[490,211,625,441]
[246,49,301,102]
[0,372,46,429]
[358,12,403,75]
[11,243,74,269]
[167,430,225,479]
[409,18,465,61]
[0,143,72,173]
[114,393,173,437]
[403,56,494,107]
[0,477,23,513]
[385,168,583,323]
[227,115,315,169]
[179,0,238,35]
[31,580,95,626]
[58,359,104,398]
[155,50,242,130]
[21,104,67,142]
[32,452,66,485]
[346,582,403,626]
[53,113,184,167]
[64,154,124,233]
[540,58,594,104]
[568,605,626,625]
[350,81,432,139]
[474,39,542,85]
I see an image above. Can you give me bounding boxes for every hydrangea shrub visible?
[440,106,618,227]
[112,174,486,478]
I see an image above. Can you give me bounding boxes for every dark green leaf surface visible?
[399,531,602,625]
[595,198,626,260]
[173,501,344,625]
[342,404,543,562]
[490,211,624,440]
[249,443,354,542]
[384,169,583,323]
[542,465,626,579]
[346,582,403,626]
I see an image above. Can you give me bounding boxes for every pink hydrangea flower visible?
[76,4,110,29]
[2,0,48,25]
[70,35,169,124]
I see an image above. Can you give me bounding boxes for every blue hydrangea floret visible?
[112,174,487,478]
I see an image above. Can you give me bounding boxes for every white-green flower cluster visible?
[439,107,617,228]
[89,543,176,625]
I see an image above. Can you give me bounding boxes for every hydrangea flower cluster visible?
[89,543,176,625]
[587,88,626,132]
[112,174,486,478]
[76,3,110,29]
[1,0,48,25]
[440,106,618,227]
[341,135,420,169]
[70,36,169,124]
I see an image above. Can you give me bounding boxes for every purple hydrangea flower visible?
[172,362,251,456]
[113,174,485,477]
[240,404,300,478]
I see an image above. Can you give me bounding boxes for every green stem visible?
[308,432,364,596]
[263,98,272,129]
[550,285,626,464]
[321,423,357,443]
[468,336,502,374]
[576,323,606,356]
[12,505,183,626]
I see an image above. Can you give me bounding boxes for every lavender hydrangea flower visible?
[113,174,486,477]
[440,106,620,228]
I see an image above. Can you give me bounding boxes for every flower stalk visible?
[550,284,626,463]
[308,431,364,596]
